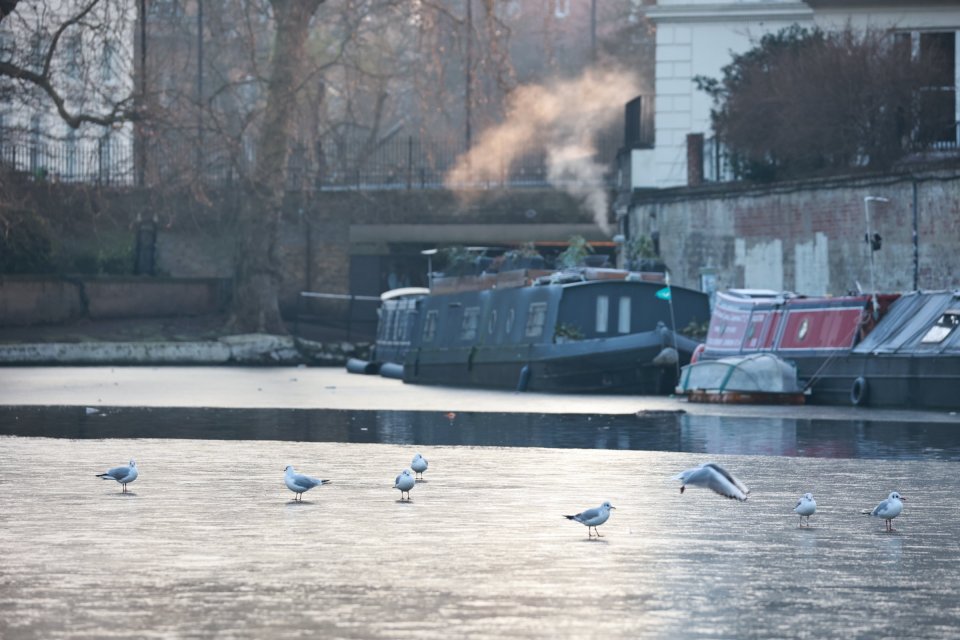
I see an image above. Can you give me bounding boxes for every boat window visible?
[525,302,548,338]
[393,310,406,341]
[422,310,439,343]
[488,309,498,335]
[382,308,395,341]
[618,296,631,333]
[596,295,609,333]
[505,308,515,334]
[921,310,960,344]
[460,307,480,341]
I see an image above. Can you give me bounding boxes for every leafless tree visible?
[1,0,655,333]
[227,0,325,334]
[0,0,138,131]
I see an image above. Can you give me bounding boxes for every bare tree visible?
[1,0,654,333]
[0,0,138,131]
[696,25,945,181]
[227,0,324,334]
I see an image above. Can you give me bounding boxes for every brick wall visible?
[628,169,960,296]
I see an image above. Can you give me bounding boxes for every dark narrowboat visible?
[359,267,711,394]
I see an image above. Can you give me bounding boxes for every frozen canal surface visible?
[2,411,960,638]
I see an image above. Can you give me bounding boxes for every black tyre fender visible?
[850,376,869,406]
[516,365,531,392]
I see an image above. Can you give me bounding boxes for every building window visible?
[488,309,498,335]
[29,33,44,71]
[460,307,480,341]
[505,308,515,334]
[99,132,112,182]
[29,115,41,172]
[101,40,115,82]
[918,32,956,147]
[596,295,609,333]
[524,302,548,338]
[66,129,77,180]
[393,310,406,341]
[618,296,631,334]
[149,0,184,17]
[0,26,14,64]
[422,310,438,342]
[65,33,82,79]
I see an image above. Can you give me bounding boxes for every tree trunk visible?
[227,0,323,334]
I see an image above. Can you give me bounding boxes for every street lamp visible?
[863,195,889,317]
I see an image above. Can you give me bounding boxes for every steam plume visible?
[445,68,641,234]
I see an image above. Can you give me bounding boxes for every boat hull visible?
[404,332,699,394]
[793,354,960,409]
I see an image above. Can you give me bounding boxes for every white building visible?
[0,1,136,183]
[630,0,960,190]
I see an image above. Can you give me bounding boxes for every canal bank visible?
[1,366,958,424]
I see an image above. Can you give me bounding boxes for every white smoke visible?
[445,68,642,234]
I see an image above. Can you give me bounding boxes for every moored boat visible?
[357,264,711,394]
[677,353,806,405]
[694,288,960,409]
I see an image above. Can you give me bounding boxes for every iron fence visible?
[0,128,623,191]
[0,130,135,186]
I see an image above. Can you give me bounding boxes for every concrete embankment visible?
[0,334,363,366]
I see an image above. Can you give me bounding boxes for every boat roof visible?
[430,268,668,294]
[853,290,960,355]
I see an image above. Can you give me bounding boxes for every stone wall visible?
[628,169,960,296]
[0,275,229,326]
[6,167,959,330]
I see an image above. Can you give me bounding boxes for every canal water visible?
[2,407,960,638]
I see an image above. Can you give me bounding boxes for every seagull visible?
[563,501,616,537]
[411,453,428,480]
[672,462,749,501]
[794,493,817,527]
[865,491,905,531]
[284,465,330,502]
[96,460,138,493]
[394,468,415,500]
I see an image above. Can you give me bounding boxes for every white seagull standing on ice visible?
[96,460,138,493]
[394,468,415,500]
[672,462,750,501]
[284,465,330,502]
[563,501,616,537]
[794,493,817,527]
[865,491,905,531]
[411,453,428,480]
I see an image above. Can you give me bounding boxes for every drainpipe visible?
[912,180,919,291]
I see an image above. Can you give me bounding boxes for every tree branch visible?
[0,60,136,128]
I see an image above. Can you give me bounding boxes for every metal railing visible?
[0,128,622,191]
[0,131,135,186]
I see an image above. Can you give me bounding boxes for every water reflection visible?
[1,406,959,461]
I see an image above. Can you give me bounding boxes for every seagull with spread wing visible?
[672,462,750,501]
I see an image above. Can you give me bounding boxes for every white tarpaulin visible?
[678,353,802,394]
